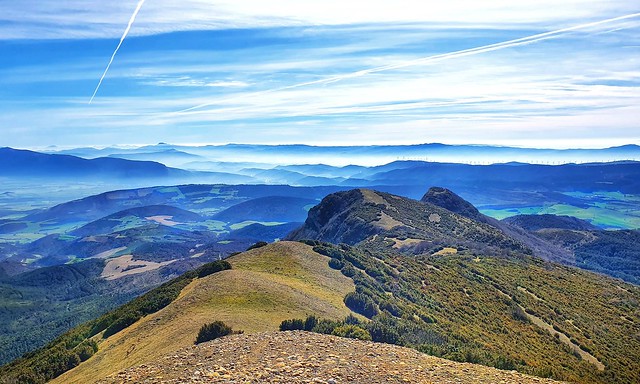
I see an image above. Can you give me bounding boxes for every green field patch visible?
[194,208,223,216]
[0,233,45,243]
[110,215,148,232]
[65,257,87,264]
[192,196,215,204]
[543,204,639,229]
[58,234,79,241]
[196,220,228,231]
[482,194,640,229]
[158,186,181,194]
[229,221,285,230]
[479,207,542,220]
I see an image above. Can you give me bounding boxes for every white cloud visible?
[1,1,638,148]
[0,0,638,40]
[140,76,249,88]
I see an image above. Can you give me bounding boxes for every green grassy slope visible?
[305,240,640,384]
[0,242,354,384]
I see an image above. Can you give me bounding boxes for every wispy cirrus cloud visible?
[0,1,638,148]
[1,0,638,40]
[175,12,640,114]
[139,76,249,88]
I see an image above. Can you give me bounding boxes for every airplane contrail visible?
[89,0,146,104]
[176,12,640,114]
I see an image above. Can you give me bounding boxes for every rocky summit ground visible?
[99,331,563,384]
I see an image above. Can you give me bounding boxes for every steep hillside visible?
[534,228,640,284]
[8,242,353,384]
[503,214,598,231]
[287,189,640,383]
[212,196,316,223]
[287,188,528,256]
[4,188,639,384]
[294,240,640,384]
[495,213,640,284]
[421,186,488,223]
[71,205,204,236]
[420,187,573,263]
[101,331,562,384]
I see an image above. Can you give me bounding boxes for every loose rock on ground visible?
[99,331,563,384]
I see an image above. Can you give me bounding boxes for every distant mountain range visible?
[45,142,640,166]
[3,147,640,231]
[0,147,185,180]
[10,146,640,195]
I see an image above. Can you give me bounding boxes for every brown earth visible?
[99,331,564,384]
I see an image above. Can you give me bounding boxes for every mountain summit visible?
[287,188,528,255]
[421,186,487,223]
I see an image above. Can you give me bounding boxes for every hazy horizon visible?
[12,141,640,152]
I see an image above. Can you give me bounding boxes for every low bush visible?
[332,325,372,341]
[195,321,235,344]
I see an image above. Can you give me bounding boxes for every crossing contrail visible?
[176,12,640,114]
[89,0,146,104]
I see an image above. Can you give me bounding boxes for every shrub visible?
[313,245,344,259]
[279,318,305,331]
[247,241,268,251]
[341,264,356,277]
[494,355,517,370]
[380,301,402,317]
[511,305,529,323]
[73,340,97,362]
[312,319,342,335]
[365,266,383,278]
[197,260,232,278]
[195,321,234,344]
[328,258,344,270]
[344,292,379,319]
[103,311,142,338]
[344,314,361,325]
[366,321,400,344]
[304,315,318,331]
[332,325,372,341]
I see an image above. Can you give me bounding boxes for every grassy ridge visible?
[49,241,354,384]
[0,260,231,384]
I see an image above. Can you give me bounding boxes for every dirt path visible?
[495,287,604,371]
[521,307,605,370]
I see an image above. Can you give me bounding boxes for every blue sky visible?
[0,1,639,149]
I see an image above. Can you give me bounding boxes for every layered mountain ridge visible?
[1,187,639,384]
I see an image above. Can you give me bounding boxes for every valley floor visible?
[98,331,563,384]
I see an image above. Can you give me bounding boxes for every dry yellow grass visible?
[100,254,176,280]
[52,241,354,384]
[432,247,458,256]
